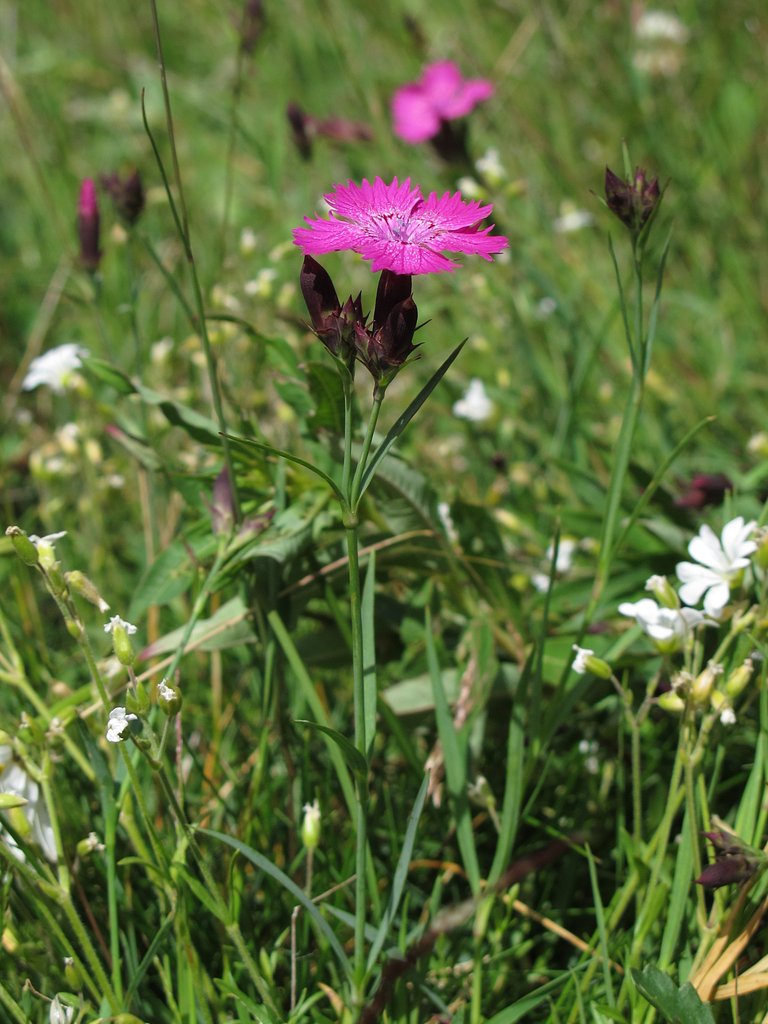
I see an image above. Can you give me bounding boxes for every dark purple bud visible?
[299,256,362,366]
[239,0,265,55]
[373,269,413,327]
[696,830,764,889]
[287,103,314,161]
[78,178,101,272]
[675,473,732,510]
[101,170,145,226]
[605,165,661,235]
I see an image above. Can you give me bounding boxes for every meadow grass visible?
[2,1,768,1021]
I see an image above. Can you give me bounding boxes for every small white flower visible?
[84,831,105,852]
[475,147,506,187]
[157,680,175,703]
[453,378,494,423]
[618,598,712,647]
[572,645,594,674]
[553,203,594,234]
[105,707,138,743]
[244,268,277,298]
[455,176,484,201]
[103,615,137,635]
[676,516,757,615]
[534,296,557,320]
[0,744,57,862]
[239,227,258,255]
[635,10,690,44]
[22,344,88,394]
[719,707,737,726]
[532,538,578,593]
[49,994,74,1024]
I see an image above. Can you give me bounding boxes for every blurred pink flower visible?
[293,176,507,275]
[392,61,493,144]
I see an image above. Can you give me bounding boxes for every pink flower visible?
[392,61,493,144]
[293,176,508,275]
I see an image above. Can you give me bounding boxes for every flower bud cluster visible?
[300,255,418,388]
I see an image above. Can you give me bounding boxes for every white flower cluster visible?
[620,516,757,648]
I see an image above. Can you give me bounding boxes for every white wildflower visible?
[455,176,484,201]
[475,147,506,186]
[105,707,138,744]
[0,744,57,862]
[719,707,737,726]
[618,598,713,649]
[553,203,594,234]
[572,645,594,674]
[103,615,137,635]
[635,10,690,44]
[22,344,88,394]
[49,994,74,1024]
[244,268,277,298]
[532,538,578,593]
[676,516,757,616]
[157,679,175,703]
[453,378,494,423]
[239,227,258,255]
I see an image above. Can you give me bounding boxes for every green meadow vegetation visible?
[2,1,768,1021]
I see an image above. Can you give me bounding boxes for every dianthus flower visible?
[294,176,507,275]
[392,61,493,144]
[676,516,757,616]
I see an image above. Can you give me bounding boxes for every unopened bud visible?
[725,658,754,699]
[77,178,101,272]
[301,799,321,851]
[644,574,679,609]
[156,678,182,716]
[691,661,723,706]
[63,956,82,990]
[604,164,661,237]
[49,994,75,1024]
[6,526,39,566]
[0,792,28,810]
[65,571,110,613]
[658,690,685,714]
[75,832,105,858]
[572,645,612,679]
[104,615,137,667]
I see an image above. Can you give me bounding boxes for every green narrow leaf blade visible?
[425,609,481,893]
[358,338,467,500]
[294,720,368,779]
[200,828,353,981]
[367,773,429,972]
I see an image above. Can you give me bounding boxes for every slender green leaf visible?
[367,773,429,972]
[488,702,525,886]
[425,609,481,894]
[485,972,572,1023]
[586,845,615,1007]
[294,720,368,779]
[659,809,694,970]
[224,433,345,505]
[200,828,352,980]
[358,338,467,500]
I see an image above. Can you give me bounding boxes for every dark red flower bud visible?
[605,166,661,236]
[675,473,732,510]
[299,255,363,366]
[287,103,314,160]
[78,178,101,271]
[101,170,145,226]
[696,830,764,889]
[354,271,418,386]
[239,0,265,55]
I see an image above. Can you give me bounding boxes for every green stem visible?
[60,892,121,1012]
[345,524,369,998]
[350,392,385,512]
[147,0,241,521]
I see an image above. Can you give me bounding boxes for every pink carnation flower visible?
[293,176,508,275]
[392,61,494,144]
